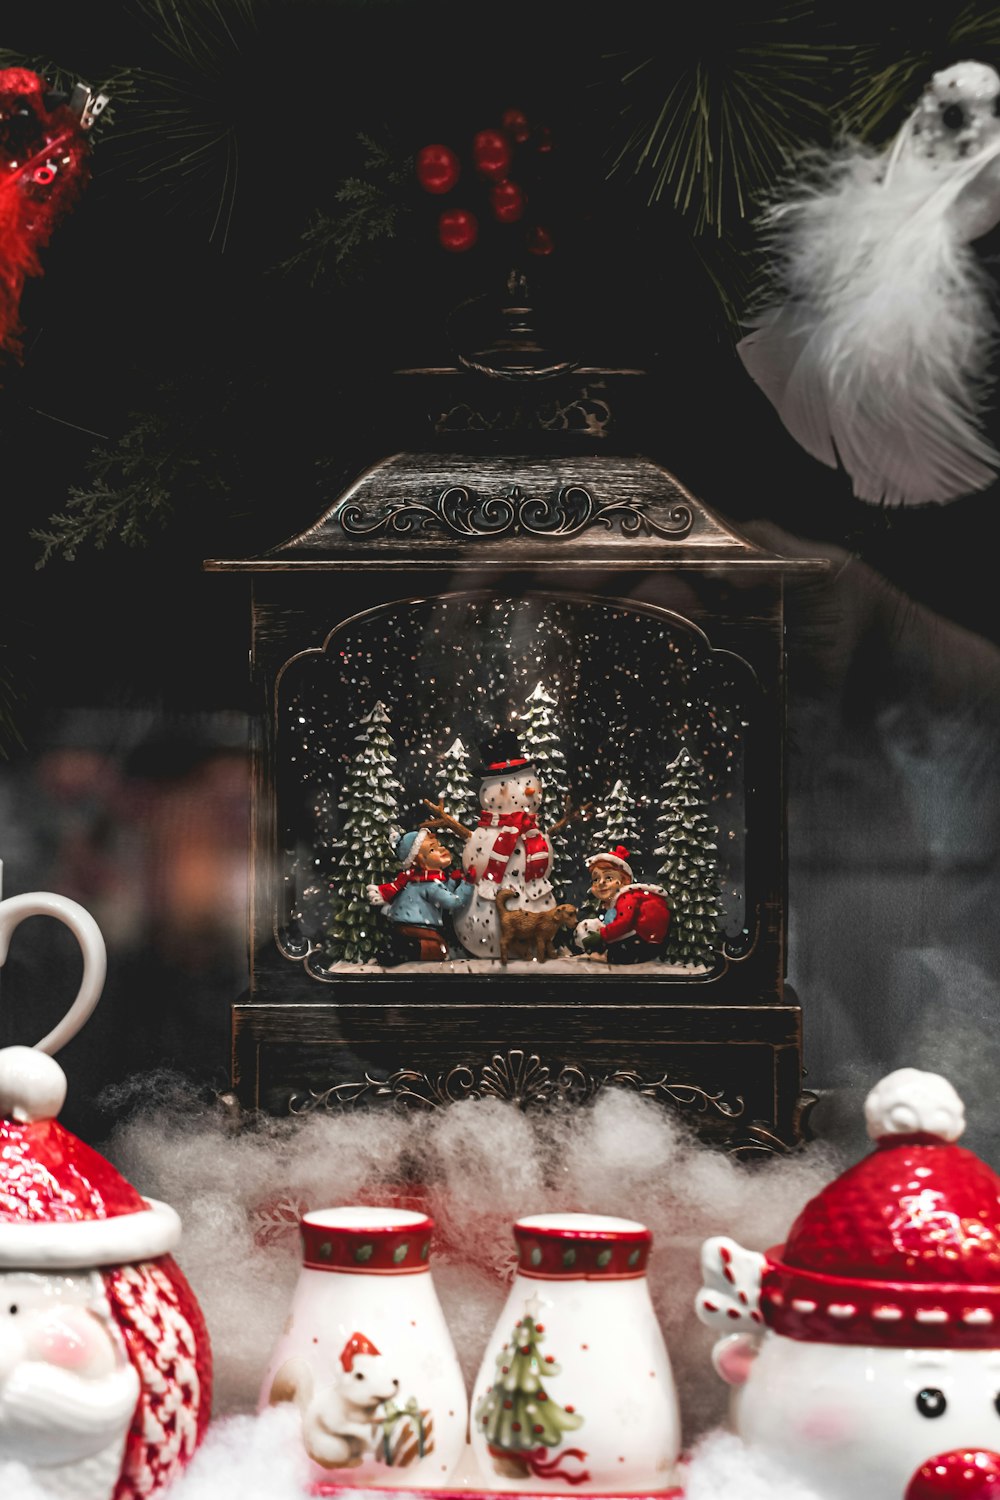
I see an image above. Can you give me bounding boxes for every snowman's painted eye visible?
[8,1304,18,1315]
[994,1392,1000,1416]
[916,1388,947,1418]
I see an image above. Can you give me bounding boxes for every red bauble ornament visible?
[415,142,460,195]
[525,224,555,256]
[438,207,479,252]
[501,107,530,144]
[535,125,554,154]
[490,179,525,224]
[473,128,512,180]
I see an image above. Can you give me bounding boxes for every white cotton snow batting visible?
[100,1075,844,1440]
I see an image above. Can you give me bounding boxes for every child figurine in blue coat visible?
[368,828,476,962]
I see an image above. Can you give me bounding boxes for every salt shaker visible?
[471,1212,681,1492]
[260,1205,468,1489]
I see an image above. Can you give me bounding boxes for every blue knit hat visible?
[395,828,431,867]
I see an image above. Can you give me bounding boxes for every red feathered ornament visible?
[0,68,103,358]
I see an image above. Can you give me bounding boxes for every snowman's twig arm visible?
[550,799,594,837]
[420,799,474,843]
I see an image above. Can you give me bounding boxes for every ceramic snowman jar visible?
[0,891,211,1500]
[696,1067,1000,1499]
[471,1213,681,1492]
[454,731,555,961]
[260,1206,467,1490]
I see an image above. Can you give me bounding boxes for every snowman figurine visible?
[450,731,556,961]
[696,1067,1000,1499]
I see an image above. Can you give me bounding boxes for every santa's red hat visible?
[340,1330,382,1370]
[762,1068,1000,1348]
[586,845,633,880]
[0,1045,180,1267]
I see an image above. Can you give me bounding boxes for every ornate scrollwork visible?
[606,1069,745,1118]
[287,1048,744,1120]
[434,387,613,437]
[339,484,693,541]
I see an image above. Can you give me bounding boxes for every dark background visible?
[2,0,1000,1153]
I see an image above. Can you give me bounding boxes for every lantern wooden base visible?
[231,989,811,1155]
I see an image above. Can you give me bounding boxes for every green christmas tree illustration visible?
[475,1310,583,1462]
[329,700,401,964]
[655,747,724,968]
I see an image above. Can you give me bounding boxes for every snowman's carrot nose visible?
[906,1449,1000,1498]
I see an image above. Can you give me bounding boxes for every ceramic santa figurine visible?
[0,890,211,1500]
[446,731,557,960]
[576,846,671,965]
[696,1067,1000,1499]
[367,828,475,962]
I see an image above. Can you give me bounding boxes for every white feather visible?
[739,61,1000,506]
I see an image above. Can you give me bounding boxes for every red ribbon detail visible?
[527,1447,591,1485]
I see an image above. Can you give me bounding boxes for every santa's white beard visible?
[0,1358,139,1468]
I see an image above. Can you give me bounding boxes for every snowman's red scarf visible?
[477,810,549,888]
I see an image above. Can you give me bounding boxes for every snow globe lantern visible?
[206,279,826,1154]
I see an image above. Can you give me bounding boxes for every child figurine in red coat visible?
[577,846,670,966]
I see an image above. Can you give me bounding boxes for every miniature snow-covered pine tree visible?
[591,777,639,857]
[587,778,640,913]
[654,747,724,970]
[519,681,572,875]
[329,700,402,965]
[438,737,478,841]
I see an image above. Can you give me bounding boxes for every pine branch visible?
[278,134,410,287]
[606,4,845,236]
[30,395,230,566]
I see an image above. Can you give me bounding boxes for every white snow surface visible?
[319,957,713,976]
[80,1079,846,1500]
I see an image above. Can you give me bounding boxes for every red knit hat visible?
[762,1068,1000,1349]
[0,1045,180,1268]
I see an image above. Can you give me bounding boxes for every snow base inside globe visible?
[310,957,715,977]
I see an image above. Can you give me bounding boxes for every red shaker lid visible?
[301,1206,435,1274]
[514,1213,652,1280]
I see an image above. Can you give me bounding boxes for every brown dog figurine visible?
[496,888,578,964]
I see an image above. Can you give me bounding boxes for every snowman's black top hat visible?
[474,728,537,780]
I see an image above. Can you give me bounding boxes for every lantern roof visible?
[206,273,828,576]
[205,448,827,574]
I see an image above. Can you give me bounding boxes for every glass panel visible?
[277,595,751,979]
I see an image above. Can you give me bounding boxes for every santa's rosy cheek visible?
[32,1312,105,1370]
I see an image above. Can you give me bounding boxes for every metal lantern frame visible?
[208,415,825,1153]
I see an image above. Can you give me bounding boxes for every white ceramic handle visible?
[0,892,107,1056]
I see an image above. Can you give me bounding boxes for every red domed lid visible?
[763,1069,1000,1347]
[782,1141,1000,1284]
